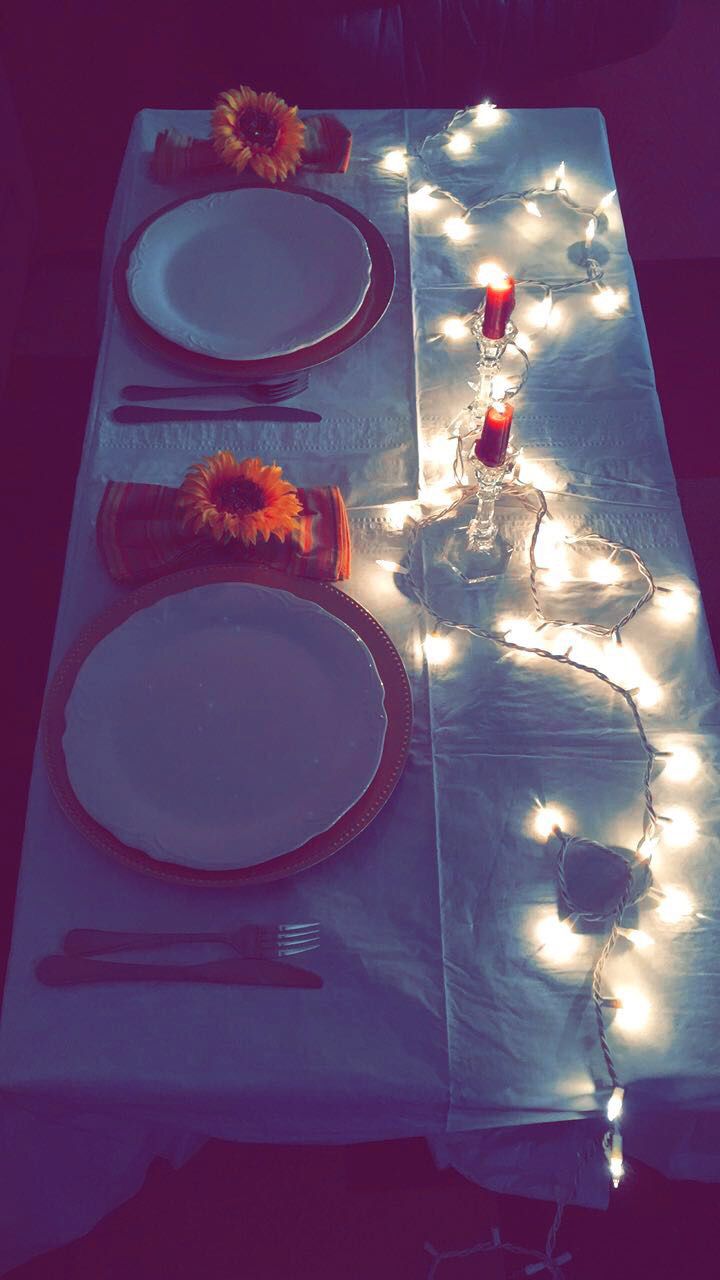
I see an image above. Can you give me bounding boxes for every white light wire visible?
[408,107,673,1274]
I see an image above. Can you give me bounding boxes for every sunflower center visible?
[216,477,266,515]
[235,107,279,150]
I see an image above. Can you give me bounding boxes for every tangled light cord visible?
[425,1137,597,1278]
[407,104,620,330]
[377,103,697,1275]
[402,477,660,1276]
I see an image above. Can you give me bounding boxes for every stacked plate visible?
[62,582,388,871]
[45,569,412,886]
[120,186,394,375]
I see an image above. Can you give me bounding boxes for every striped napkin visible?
[152,115,352,184]
[97,480,351,584]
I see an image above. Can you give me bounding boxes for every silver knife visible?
[112,405,321,425]
[36,954,323,988]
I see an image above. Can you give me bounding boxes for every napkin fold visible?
[152,115,352,184]
[97,481,351,584]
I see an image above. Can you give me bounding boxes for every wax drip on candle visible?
[482,274,516,339]
[475,401,514,467]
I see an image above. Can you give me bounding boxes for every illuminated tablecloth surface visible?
[1,107,719,1274]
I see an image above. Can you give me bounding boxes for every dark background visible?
[1,1,718,1275]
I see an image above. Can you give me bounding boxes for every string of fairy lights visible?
[376,104,703,1276]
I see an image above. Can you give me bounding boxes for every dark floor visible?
[2,1,720,1277]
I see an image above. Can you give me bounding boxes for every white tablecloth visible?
[1,107,719,1275]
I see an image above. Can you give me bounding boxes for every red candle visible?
[482,274,516,339]
[474,401,514,467]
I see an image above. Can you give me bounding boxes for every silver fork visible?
[63,923,320,961]
[122,372,310,404]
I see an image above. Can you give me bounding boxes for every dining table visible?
[1,104,719,1276]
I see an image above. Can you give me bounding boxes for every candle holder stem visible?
[443,453,513,583]
[470,309,516,415]
[467,461,504,550]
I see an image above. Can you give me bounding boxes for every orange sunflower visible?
[178,452,302,547]
[211,86,305,183]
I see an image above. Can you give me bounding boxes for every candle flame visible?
[476,261,507,287]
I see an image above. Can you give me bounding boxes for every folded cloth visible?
[151,115,352,184]
[97,480,351,584]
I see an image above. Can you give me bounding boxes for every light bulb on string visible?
[381,148,406,175]
[500,616,538,648]
[588,557,622,585]
[636,679,662,710]
[600,639,643,689]
[536,913,581,963]
[423,633,452,665]
[524,200,542,218]
[608,1131,624,1187]
[384,500,417,530]
[447,131,472,155]
[664,747,701,783]
[408,184,437,213]
[546,160,566,191]
[441,316,469,340]
[584,218,597,248]
[637,831,660,863]
[533,804,566,840]
[527,296,561,330]
[614,987,651,1032]
[593,287,625,316]
[656,886,694,923]
[661,806,698,849]
[607,1086,625,1122]
[617,926,655,951]
[595,189,617,215]
[443,216,472,242]
[516,458,557,492]
[474,101,499,127]
[657,587,695,622]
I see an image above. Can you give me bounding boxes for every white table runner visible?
[1,107,719,1274]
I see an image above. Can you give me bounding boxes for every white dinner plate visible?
[126,188,373,360]
[62,584,388,869]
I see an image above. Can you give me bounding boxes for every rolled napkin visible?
[97,480,351,584]
[152,114,352,185]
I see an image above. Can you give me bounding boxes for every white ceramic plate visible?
[62,584,388,869]
[126,188,373,360]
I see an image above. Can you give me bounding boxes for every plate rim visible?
[42,565,413,887]
[126,187,373,360]
[114,182,395,379]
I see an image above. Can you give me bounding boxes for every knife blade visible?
[36,954,323,988]
[112,405,321,425]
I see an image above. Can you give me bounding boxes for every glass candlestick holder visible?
[443,448,515,582]
[470,309,517,411]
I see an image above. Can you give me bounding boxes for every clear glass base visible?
[443,523,513,582]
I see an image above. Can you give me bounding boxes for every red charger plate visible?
[42,565,412,887]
